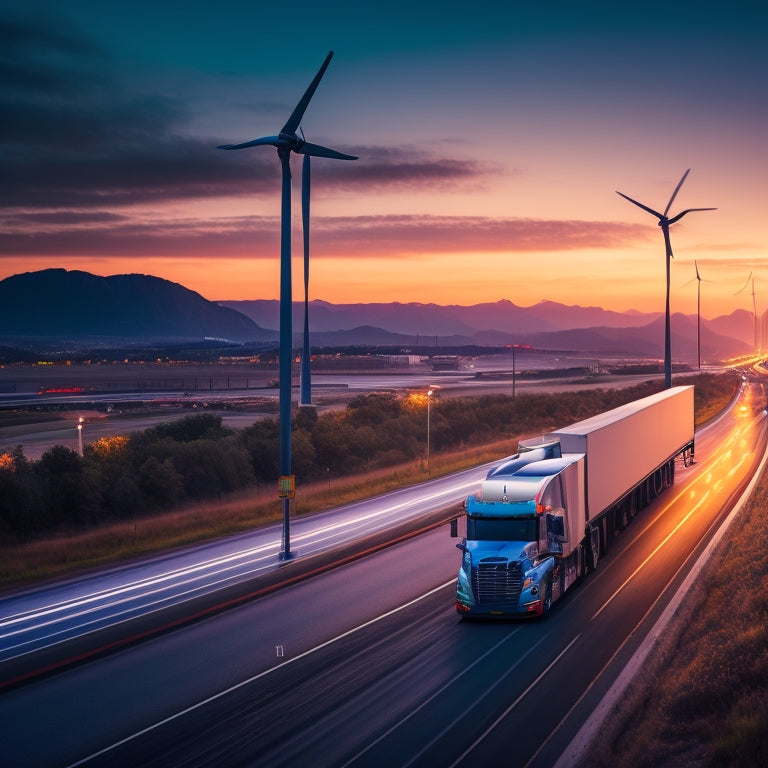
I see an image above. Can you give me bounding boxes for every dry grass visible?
[586,469,768,768]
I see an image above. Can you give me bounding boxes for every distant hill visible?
[0,269,275,345]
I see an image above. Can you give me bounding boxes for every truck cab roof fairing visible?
[479,475,548,504]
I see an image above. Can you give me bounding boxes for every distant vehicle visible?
[453,386,695,617]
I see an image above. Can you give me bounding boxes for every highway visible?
[0,462,495,676]
[1,380,765,767]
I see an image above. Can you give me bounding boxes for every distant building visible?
[381,354,423,367]
[431,355,460,371]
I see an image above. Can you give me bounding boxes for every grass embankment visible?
[586,459,768,767]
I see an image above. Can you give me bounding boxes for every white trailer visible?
[553,385,694,521]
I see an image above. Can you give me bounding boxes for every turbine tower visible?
[219,51,356,559]
[735,273,759,351]
[687,260,711,369]
[616,169,716,388]
[300,150,312,406]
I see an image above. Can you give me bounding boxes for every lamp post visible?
[427,389,433,477]
[512,344,518,399]
[77,416,84,456]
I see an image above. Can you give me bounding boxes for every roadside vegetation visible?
[0,372,736,585]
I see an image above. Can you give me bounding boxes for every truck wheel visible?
[540,579,552,617]
[588,528,600,571]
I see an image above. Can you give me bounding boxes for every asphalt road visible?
[1,382,764,768]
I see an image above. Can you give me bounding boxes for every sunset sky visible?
[2,1,766,319]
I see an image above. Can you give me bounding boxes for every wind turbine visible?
[684,260,711,369]
[616,169,716,388]
[735,273,759,351]
[219,51,357,559]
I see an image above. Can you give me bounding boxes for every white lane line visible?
[448,634,582,768]
[65,579,457,768]
[339,627,526,768]
[590,427,749,621]
[590,490,711,620]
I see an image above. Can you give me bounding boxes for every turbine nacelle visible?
[219,130,356,161]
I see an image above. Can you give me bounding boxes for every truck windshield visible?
[466,516,538,542]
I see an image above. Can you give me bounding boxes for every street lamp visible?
[77,416,84,456]
[511,344,519,399]
[427,389,433,477]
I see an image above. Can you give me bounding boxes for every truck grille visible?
[472,558,523,605]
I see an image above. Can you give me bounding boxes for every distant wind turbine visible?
[616,169,716,388]
[735,272,759,351]
[683,260,711,369]
[219,51,357,559]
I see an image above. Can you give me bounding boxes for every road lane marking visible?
[339,626,527,768]
[448,634,582,768]
[64,579,457,767]
[591,489,712,620]
[590,423,752,621]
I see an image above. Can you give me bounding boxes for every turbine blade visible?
[218,135,280,150]
[667,207,717,225]
[664,169,690,216]
[296,141,357,160]
[695,260,701,281]
[282,51,334,136]
[734,272,752,295]
[616,191,663,219]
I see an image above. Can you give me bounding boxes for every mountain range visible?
[222,299,753,361]
[0,269,755,361]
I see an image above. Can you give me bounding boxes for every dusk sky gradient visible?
[2,1,766,319]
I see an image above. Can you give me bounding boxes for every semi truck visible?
[453,385,695,618]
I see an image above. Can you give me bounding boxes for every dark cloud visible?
[0,12,492,213]
[0,13,105,95]
[0,212,651,260]
[5,210,126,225]
[324,146,492,189]
[0,213,280,258]
[310,215,653,255]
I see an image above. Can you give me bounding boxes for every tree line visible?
[0,374,735,543]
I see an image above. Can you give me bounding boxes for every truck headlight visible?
[523,572,538,589]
